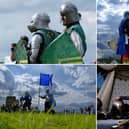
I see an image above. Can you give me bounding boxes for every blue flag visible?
[40,73,53,86]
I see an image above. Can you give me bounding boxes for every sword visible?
[112,120,129,128]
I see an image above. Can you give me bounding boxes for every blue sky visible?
[0,0,96,64]
[97,0,129,59]
[0,64,96,112]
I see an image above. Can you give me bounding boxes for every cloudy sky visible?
[97,0,129,59]
[0,64,96,112]
[0,0,96,64]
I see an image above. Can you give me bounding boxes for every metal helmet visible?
[60,2,81,26]
[28,13,50,32]
[111,101,124,117]
[113,101,123,110]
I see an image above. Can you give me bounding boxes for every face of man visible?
[60,11,68,26]
[27,22,37,33]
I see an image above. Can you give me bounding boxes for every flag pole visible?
[38,73,41,110]
[50,74,53,90]
[39,73,53,110]
[38,85,40,109]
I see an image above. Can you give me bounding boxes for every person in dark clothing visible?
[117,11,129,63]
[20,91,32,111]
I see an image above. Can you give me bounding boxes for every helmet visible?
[60,2,81,26]
[113,101,123,111]
[111,101,124,118]
[20,35,29,43]
[25,91,29,96]
[124,11,129,19]
[28,13,50,32]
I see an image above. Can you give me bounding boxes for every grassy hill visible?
[0,112,96,129]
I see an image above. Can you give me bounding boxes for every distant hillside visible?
[97,42,108,49]
[97,58,120,64]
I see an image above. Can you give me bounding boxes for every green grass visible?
[0,112,96,129]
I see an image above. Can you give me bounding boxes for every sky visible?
[0,64,96,112]
[0,0,96,64]
[97,0,129,59]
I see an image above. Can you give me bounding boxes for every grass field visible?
[0,112,96,129]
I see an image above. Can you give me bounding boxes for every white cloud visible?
[81,11,96,45]
[64,65,96,88]
[97,0,110,22]
[72,66,89,87]
[81,11,96,62]
[56,88,94,105]
[98,24,111,32]
[0,0,49,9]
[120,0,128,3]
[0,65,96,110]
[98,0,129,23]
[0,71,5,83]
[0,65,16,90]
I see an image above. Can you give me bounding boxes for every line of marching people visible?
[1,89,56,113]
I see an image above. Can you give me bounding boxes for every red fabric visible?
[121,44,129,63]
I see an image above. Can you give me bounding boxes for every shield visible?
[108,38,118,53]
[40,32,83,64]
[15,40,28,64]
